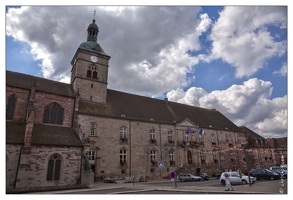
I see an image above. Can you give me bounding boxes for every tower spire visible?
[87,11,99,42]
[94,9,96,21]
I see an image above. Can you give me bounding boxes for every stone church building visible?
[6,18,249,192]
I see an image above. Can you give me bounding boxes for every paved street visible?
[32,177,287,195]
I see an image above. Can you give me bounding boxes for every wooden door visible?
[187,151,192,164]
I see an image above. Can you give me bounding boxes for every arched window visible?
[46,154,61,181]
[87,69,92,78]
[87,66,98,79]
[6,94,16,120]
[92,70,98,79]
[43,102,64,125]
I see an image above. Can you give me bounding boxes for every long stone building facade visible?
[6,17,272,192]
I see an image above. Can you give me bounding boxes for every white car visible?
[220,171,256,185]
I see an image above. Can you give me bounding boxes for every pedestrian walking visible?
[224,172,233,191]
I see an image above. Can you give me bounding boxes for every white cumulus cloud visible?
[207,6,287,78]
[166,78,287,138]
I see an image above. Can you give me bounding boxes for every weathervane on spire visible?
[93,9,96,20]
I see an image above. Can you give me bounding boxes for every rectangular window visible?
[230,152,235,159]
[90,122,96,136]
[120,149,127,162]
[213,153,218,160]
[87,151,95,160]
[185,133,189,142]
[200,152,205,160]
[228,136,232,144]
[120,126,127,139]
[150,129,155,140]
[169,151,174,161]
[150,150,156,161]
[211,135,215,143]
[168,131,173,141]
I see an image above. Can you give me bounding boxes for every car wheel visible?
[192,178,195,181]
[242,180,247,185]
[221,180,226,185]
[270,176,274,180]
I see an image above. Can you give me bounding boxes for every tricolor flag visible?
[199,128,206,135]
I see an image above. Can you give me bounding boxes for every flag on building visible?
[185,127,194,134]
[199,128,206,135]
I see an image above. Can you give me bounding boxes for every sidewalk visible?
[42,178,286,194]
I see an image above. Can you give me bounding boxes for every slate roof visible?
[6,121,83,147]
[267,137,287,149]
[79,41,109,57]
[6,70,242,133]
[79,89,242,132]
[6,121,25,144]
[239,126,271,148]
[6,70,75,97]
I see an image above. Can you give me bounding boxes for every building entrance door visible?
[187,151,192,164]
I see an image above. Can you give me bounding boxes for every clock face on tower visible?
[90,56,98,63]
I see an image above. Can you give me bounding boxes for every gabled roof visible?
[79,89,242,132]
[6,70,75,97]
[6,121,83,147]
[6,70,242,133]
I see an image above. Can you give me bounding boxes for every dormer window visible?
[255,139,259,144]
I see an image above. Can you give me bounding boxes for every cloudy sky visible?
[5,5,288,139]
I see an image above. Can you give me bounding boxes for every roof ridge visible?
[107,88,217,111]
[6,70,70,86]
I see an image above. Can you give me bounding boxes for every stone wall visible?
[6,86,30,122]
[77,114,247,180]
[6,144,22,190]
[7,145,82,193]
[6,86,75,127]
[32,92,75,127]
[71,50,109,104]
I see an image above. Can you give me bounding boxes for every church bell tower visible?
[70,12,110,105]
